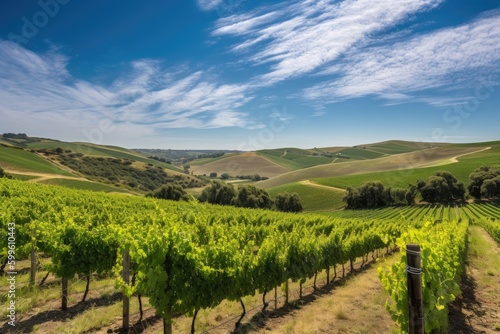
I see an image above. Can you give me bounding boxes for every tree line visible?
[147,181,303,213]
[344,166,500,209]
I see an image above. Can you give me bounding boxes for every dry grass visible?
[191,152,289,178]
[252,256,398,334]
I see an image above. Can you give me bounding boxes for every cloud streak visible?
[214,0,444,85]
[197,0,224,11]
[303,10,500,103]
[0,41,255,144]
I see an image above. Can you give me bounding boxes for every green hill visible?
[313,142,500,190]
[0,134,205,193]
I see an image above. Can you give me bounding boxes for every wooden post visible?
[274,286,278,309]
[406,244,424,334]
[30,244,36,286]
[122,248,130,332]
[61,277,68,310]
[285,280,289,304]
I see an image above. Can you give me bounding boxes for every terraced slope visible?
[190,152,289,178]
[257,146,486,189]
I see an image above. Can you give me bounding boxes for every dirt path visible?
[250,257,397,334]
[5,170,89,183]
[449,226,500,333]
[449,147,491,163]
[299,180,346,192]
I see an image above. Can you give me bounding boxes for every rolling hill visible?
[0,134,204,193]
[257,145,491,189]
[190,152,289,178]
[3,134,500,212]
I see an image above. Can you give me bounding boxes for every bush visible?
[416,171,465,203]
[199,181,236,206]
[0,167,5,178]
[146,184,188,201]
[232,185,273,209]
[275,192,303,212]
[468,166,500,199]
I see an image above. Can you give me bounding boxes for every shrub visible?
[146,184,188,201]
[275,192,303,212]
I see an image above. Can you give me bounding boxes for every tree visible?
[209,172,217,178]
[405,185,417,205]
[198,181,236,206]
[390,188,407,205]
[232,185,273,209]
[343,181,386,209]
[146,184,188,201]
[416,171,465,203]
[480,177,500,198]
[251,174,261,181]
[468,166,500,199]
[275,192,303,212]
[220,173,230,180]
[0,167,5,178]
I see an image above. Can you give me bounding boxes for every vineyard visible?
[1,178,499,333]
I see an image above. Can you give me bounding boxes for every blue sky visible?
[0,0,499,150]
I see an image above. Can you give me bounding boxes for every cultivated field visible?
[257,145,489,189]
[190,152,289,178]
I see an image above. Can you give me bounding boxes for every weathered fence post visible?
[61,277,68,310]
[285,280,289,304]
[274,286,278,309]
[122,248,130,332]
[30,244,36,286]
[406,244,424,334]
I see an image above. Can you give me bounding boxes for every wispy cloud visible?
[303,10,500,104]
[197,0,224,11]
[214,0,444,85]
[0,40,255,143]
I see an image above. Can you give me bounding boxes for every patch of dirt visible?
[448,147,491,163]
[299,180,346,192]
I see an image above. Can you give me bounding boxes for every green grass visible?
[313,144,500,190]
[257,149,334,170]
[363,140,437,155]
[335,147,386,160]
[268,182,345,211]
[9,173,40,181]
[38,178,132,193]
[257,152,304,170]
[189,153,238,166]
[0,146,73,175]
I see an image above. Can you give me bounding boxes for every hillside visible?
[3,134,500,212]
[0,134,205,193]
[190,152,289,178]
[257,145,490,189]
